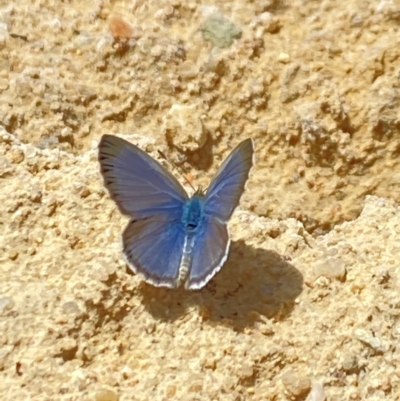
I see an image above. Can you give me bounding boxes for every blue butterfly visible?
[98,135,254,290]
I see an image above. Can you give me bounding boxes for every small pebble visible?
[278,52,290,63]
[281,368,311,397]
[95,388,119,401]
[8,248,19,260]
[0,297,14,313]
[312,257,347,282]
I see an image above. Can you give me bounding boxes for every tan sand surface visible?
[1,1,400,400]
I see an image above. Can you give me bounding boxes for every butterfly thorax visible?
[181,193,205,232]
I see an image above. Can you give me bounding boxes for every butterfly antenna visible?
[157,150,196,192]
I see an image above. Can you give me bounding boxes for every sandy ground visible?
[1,0,400,400]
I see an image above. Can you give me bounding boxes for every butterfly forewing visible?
[203,139,254,222]
[123,216,186,288]
[99,135,188,219]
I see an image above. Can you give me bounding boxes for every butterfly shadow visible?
[137,240,304,331]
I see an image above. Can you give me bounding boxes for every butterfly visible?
[98,135,254,290]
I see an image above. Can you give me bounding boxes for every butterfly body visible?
[99,135,254,290]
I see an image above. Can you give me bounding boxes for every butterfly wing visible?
[122,215,186,288]
[98,135,188,219]
[185,216,230,290]
[203,139,254,222]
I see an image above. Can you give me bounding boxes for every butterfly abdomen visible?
[177,195,206,286]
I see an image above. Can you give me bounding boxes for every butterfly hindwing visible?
[99,135,188,219]
[186,216,230,289]
[203,139,254,222]
[122,216,186,288]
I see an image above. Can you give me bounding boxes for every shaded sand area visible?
[1,1,400,400]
